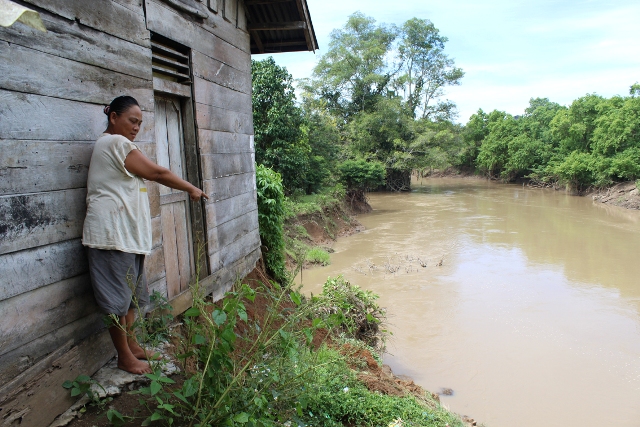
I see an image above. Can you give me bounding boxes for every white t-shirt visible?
[82,133,152,255]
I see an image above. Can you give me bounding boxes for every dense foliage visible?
[337,159,386,192]
[470,86,640,191]
[252,58,310,192]
[252,58,339,195]
[302,13,465,189]
[89,276,463,426]
[255,164,287,282]
[251,13,465,195]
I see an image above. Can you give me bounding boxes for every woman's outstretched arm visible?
[124,149,208,201]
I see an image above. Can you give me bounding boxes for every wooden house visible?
[0,1,317,425]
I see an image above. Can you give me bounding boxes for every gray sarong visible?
[86,248,150,316]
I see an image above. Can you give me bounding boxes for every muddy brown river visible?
[300,178,640,427]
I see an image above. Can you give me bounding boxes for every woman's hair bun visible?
[104,96,139,118]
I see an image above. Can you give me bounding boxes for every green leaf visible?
[183,378,198,397]
[107,409,125,427]
[212,309,227,326]
[238,309,248,322]
[289,292,302,306]
[70,388,81,397]
[303,328,313,344]
[150,380,162,396]
[312,318,324,328]
[220,327,236,344]
[76,375,91,383]
[233,412,249,423]
[151,412,164,421]
[159,404,175,414]
[193,334,206,345]
[62,380,73,389]
[173,391,188,403]
[183,307,201,317]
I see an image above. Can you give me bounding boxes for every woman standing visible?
[83,96,207,374]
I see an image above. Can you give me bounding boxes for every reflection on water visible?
[301,178,640,427]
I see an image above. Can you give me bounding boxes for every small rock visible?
[439,387,454,396]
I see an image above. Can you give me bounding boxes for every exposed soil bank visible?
[284,198,366,269]
[589,181,640,210]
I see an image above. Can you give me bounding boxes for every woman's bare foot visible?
[128,340,161,360]
[117,354,152,374]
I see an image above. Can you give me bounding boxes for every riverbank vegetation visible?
[252,13,639,199]
[65,271,467,427]
[252,13,466,197]
[469,86,640,192]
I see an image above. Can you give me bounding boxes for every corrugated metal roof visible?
[246,0,318,54]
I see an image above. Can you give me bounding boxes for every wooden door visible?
[154,96,195,298]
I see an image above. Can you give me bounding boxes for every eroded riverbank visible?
[300,178,640,427]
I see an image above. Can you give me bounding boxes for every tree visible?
[311,12,397,119]
[395,18,464,120]
[304,13,464,190]
[300,108,341,193]
[337,159,386,206]
[252,57,310,192]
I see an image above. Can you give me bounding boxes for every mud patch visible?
[590,181,640,210]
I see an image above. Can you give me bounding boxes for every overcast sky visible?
[254,0,640,123]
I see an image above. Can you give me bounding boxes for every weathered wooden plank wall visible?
[145,0,260,300]
[0,0,261,424]
[0,2,153,421]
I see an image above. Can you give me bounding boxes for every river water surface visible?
[300,178,640,427]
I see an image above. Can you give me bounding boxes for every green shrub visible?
[306,247,331,266]
[337,159,386,192]
[256,164,287,283]
[300,346,464,427]
[310,276,387,352]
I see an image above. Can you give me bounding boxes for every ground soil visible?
[589,181,640,210]
[284,200,365,270]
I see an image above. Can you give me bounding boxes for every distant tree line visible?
[252,13,640,198]
[469,83,640,191]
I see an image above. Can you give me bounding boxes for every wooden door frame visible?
[153,78,209,280]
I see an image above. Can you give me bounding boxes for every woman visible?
[83,96,207,374]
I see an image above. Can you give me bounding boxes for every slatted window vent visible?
[151,34,191,83]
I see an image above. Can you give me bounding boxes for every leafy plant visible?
[306,247,331,266]
[256,164,287,283]
[145,291,174,345]
[298,345,464,427]
[310,276,387,352]
[62,375,106,406]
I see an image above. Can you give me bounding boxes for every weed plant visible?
[64,270,464,427]
[309,276,388,352]
[306,247,331,266]
[283,185,346,219]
